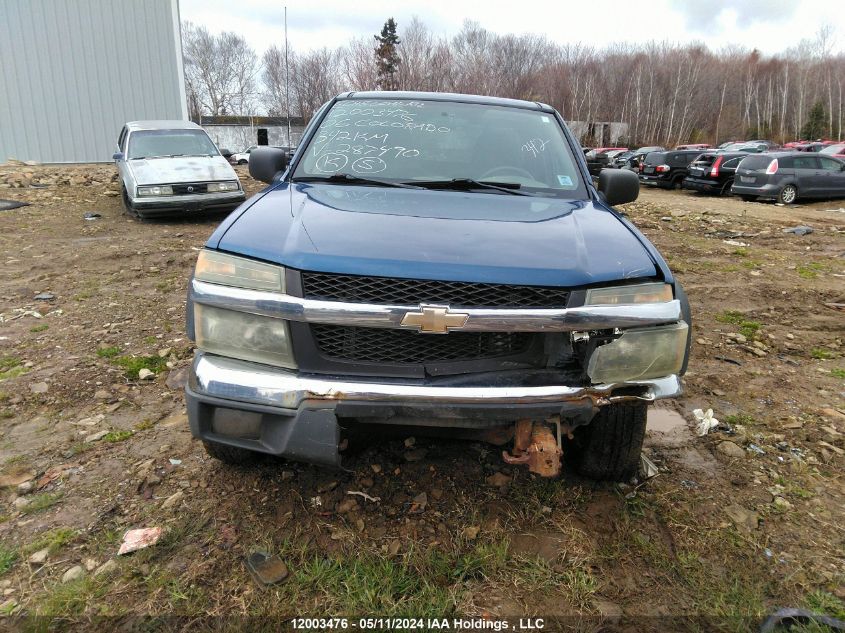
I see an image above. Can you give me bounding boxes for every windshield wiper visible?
[406,178,534,196]
[293,173,424,189]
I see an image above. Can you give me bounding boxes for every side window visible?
[722,157,742,169]
[117,127,127,151]
[793,156,819,170]
[818,156,843,171]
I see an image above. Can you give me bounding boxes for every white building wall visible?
[0,0,187,163]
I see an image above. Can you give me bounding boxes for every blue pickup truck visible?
[185,92,691,481]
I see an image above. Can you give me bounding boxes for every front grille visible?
[301,272,570,308]
[171,183,209,195]
[311,324,533,364]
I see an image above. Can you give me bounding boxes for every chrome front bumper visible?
[189,353,682,411]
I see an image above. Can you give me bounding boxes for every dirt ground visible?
[0,162,843,631]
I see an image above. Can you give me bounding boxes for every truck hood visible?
[128,156,236,185]
[214,183,658,287]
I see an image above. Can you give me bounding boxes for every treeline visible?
[181,18,845,146]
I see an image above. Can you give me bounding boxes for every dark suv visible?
[639,150,703,189]
[682,152,749,196]
[731,152,845,203]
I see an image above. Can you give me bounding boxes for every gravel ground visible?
[0,163,843,629]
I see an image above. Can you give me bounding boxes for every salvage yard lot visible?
[0,163,843,628]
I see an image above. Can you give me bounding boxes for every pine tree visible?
[374,18,401,91]
[801,101,828,140]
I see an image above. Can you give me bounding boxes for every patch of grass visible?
[797,262,824,279]
[96,346,120,359]
[23,528,77,556]
[832,368,845,379]
[33,576,107,616]
[732,248,749,257]
[30,324,49,333]
[113,354,167,380]
[715,310,746,325]
[3,454,28,466]
[103,430,132,443]
[811,348,834,360]
[20,492,62,515]
[65,442,91,457]
[741,259,762,269]
[143,336,157,345]
[0,543,17,575]
[0,357,28,381]
[804,590,845,619]
[724,413,756,426]
[134,419,156,431]
[739,320,761,339]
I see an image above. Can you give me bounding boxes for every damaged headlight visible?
[195,304,296,369]
[193,250,294,368]
[585,282,673,305]
[194,250,284,292]
[587,322,688,384]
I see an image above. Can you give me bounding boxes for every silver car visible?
[113,120,245,218]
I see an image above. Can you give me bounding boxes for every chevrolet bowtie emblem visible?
[400,304,469,334]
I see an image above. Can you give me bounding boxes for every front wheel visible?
[568,402,648,481]
[238,159,248,165]
[778,184,798,205]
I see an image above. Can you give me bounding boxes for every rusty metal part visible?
[502,421,562,477]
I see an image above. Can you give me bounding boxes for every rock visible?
[16,481,33,495]
[818,441,845,456]
[716,441,746,459]
[486,472,511,487]
[161,490,184,510]
[820,408,845,422]
[30,382,49,394]
[336,498,358,514]
[84,429,109,443]
[281,470,295,481]
[724,504,759,532]
[370,464,382,474]
[84,559,98,572]
[33,292,55,301]
[94,559,118,577]
[61,566,84,583]
[387,540,401,556]
[94,389,111,400]
[410,492,428,512]
[786,332,795,340]
[404,448,427,462]
[27,548,49,565]
[404,437,416,448]
[360,477,374,488]
[138,368,155,381]
[103,190,119,197]
[165,367,188,390]
[594,599,624,624]
[158,347,172,358]
[773,497,793,511]
[431,488,443,501]
[463,526,480,540]
[12,497,30,511]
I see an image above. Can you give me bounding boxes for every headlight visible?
[195,304,295,368]
[207,181,240,192]
[586,282,673,305]
[587,322,688,384]
[137,185,173,196]
[194,250,284,292]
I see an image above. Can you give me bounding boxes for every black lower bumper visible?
[130,193,245,217]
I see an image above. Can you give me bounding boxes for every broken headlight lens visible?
[194,304,296,369]
[587,322,688,384]
[585,282,673,305]
[137,185,173,196]
[194,250,284,292]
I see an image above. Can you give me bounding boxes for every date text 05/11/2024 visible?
[290,617,546,630]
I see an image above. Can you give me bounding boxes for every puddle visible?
[647,408,687,433]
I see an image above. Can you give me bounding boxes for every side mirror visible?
[249,147,289,184]
[598,168,639,206]
[112,152,124,161]
[220,149,233,158]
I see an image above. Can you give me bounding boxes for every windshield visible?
[292,98,585,198]
[127,130,219,160]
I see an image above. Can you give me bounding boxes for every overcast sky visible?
[180,0,845,57]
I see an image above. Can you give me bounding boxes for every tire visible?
[238,159,247,165]
[777,184,798,205]
[740,195,757,202]
[569,402,648,481]
[121,186,133,214]
[203,441,258,465]
[719,179,734,196]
